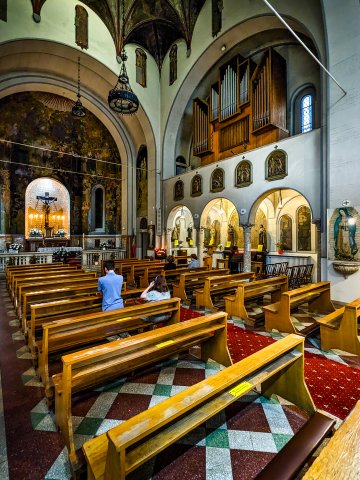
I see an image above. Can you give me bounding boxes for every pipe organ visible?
[192,98,211,155]
[192,48,288,165]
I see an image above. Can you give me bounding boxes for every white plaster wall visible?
[163,129,321,227]
[322,0,360,302]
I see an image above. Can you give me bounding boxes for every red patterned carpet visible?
[180,307,360,420]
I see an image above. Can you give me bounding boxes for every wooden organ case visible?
[192,48,289,165]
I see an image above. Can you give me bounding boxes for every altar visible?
[27,237,70,252]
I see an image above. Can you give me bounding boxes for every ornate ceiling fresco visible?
[31,0,206,71]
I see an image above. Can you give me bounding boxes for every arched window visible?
[136,48,147,87]
[175,155,187,175]
[301,94,313,133]
[91,185,105,232]
[293,86,316,134]
[169,44,177,86]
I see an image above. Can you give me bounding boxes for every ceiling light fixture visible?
[72,56,86,117]
[108,0,139,115]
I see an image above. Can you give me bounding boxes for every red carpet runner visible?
[180,307,360,420]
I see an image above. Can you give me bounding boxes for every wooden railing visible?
[0,253,53,271]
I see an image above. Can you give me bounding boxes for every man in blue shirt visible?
[188,254,200,268]
[98,260,124,311]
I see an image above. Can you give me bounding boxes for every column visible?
[198,227,205,266]
[166,228,172,256]
[241,223,253,272]
[313,218,321,283]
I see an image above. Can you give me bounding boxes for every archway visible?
[25,177,70,239]
[166,205,195,257]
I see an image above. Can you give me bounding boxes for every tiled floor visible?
[1,280,358,479]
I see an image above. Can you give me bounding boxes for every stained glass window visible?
[301,94,313,133]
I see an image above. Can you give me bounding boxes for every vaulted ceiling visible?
[80,0,207,70]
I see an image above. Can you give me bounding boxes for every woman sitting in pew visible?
[140,275,171,324]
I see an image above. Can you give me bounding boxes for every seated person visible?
[97,260,124,312]
[164,255,177,270]
[188,253,200,268]
[140,275,171,323]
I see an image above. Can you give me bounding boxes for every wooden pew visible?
[126,262,164,287]
[6,262,68,291]
[302,400,360,480]
[28,295,102,358]
[263,281,336,335]
[101,258,153,275]
[172,268,229,303]
[317,298,360,355]
[53,311,232,468]
[224,275,288,326]
[162,266,209,288]
[195,272,256,310]
[28,283,144,358]
[10,266,76,297]
[38,298,182,405]
[10,267,84,300]
[17,274,97,321]
[21,281,99,329]
[82,334,335,480]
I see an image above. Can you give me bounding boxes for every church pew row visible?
[161,266,209,288]
[20,281,99,328]
[101,258,155,275]
[82,334,335,480]
[12,269,87,304]
[302,400,360,480]
[224,275,289,326]
[20,280,143,333]
[8,264,74,294]
[317,298,360,355]
[16,274,98,321]
[195,272,256,310]
[172,268,230,303]
[38,298,181,405]
[263,281,336,335]
[126,262,165,287]
[5,262,65,289]
[27,281,143,353]
[53,311,232,469]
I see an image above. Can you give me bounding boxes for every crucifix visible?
[36,192,57,235]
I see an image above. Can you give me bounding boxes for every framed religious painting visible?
[235,160,252,188]
[265,149,287,181]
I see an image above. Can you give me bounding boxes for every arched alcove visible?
[25,177,70,238]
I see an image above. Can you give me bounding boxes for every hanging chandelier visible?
[108,0,139,115]
[72,56,86,117]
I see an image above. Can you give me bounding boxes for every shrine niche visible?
[266,149,287,181]
[25,178,70,239]
[210,168,224,192]
[235,160,252,188]
[174,180,184,201]
[191,174,202,197]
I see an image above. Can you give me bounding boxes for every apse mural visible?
[0,92,121,235]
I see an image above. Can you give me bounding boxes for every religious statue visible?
[258,224,267,250]
[36,192,57,236]
[334,208,358,260]
[171,219,181,242]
